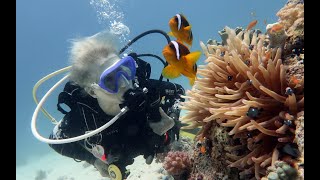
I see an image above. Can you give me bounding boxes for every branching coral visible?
[163,151,192,179]
[180,25,304,179]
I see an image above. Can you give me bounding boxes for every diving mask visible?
[98,56,136,94]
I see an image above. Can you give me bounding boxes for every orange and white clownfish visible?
[168,14,193,47]
[162,40,201,85]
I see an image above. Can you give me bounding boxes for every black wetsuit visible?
[48,59,185,174]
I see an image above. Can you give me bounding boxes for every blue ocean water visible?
[16,0,287,178]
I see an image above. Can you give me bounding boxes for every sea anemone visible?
[180,26,304,179]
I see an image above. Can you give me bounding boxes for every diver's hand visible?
[120,88,147,112]
[94,159,109,177]
[149,107,175,135]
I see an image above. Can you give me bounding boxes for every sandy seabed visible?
[16,152,170,180]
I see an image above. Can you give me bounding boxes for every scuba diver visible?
[34,30,186,180]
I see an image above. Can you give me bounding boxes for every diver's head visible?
[68,31,135,115]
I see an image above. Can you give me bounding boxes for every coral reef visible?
[277,0,304,55]
[262,161,298,180]
[266,22,288,49]
[170,136,195,153]
[156,136,194,163]
[163,151,192,180]
[179,1,304,179]
[187,121,239,180]
[295,111,304,160]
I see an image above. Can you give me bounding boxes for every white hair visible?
[68,30,120,89]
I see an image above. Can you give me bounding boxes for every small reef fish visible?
[168,14,193,46]
[197,136,209,155]
[264,19,268,25]
[268,23,284,33]
[290,76,300,85]
[246,20,258,31]
[200,145,206,154]
[162,40,201,85]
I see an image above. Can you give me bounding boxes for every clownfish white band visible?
[171,40,180,60]
[176,14,181,30]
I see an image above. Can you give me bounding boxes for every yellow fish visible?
[168,14,193,47]
[162,40,201,85]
